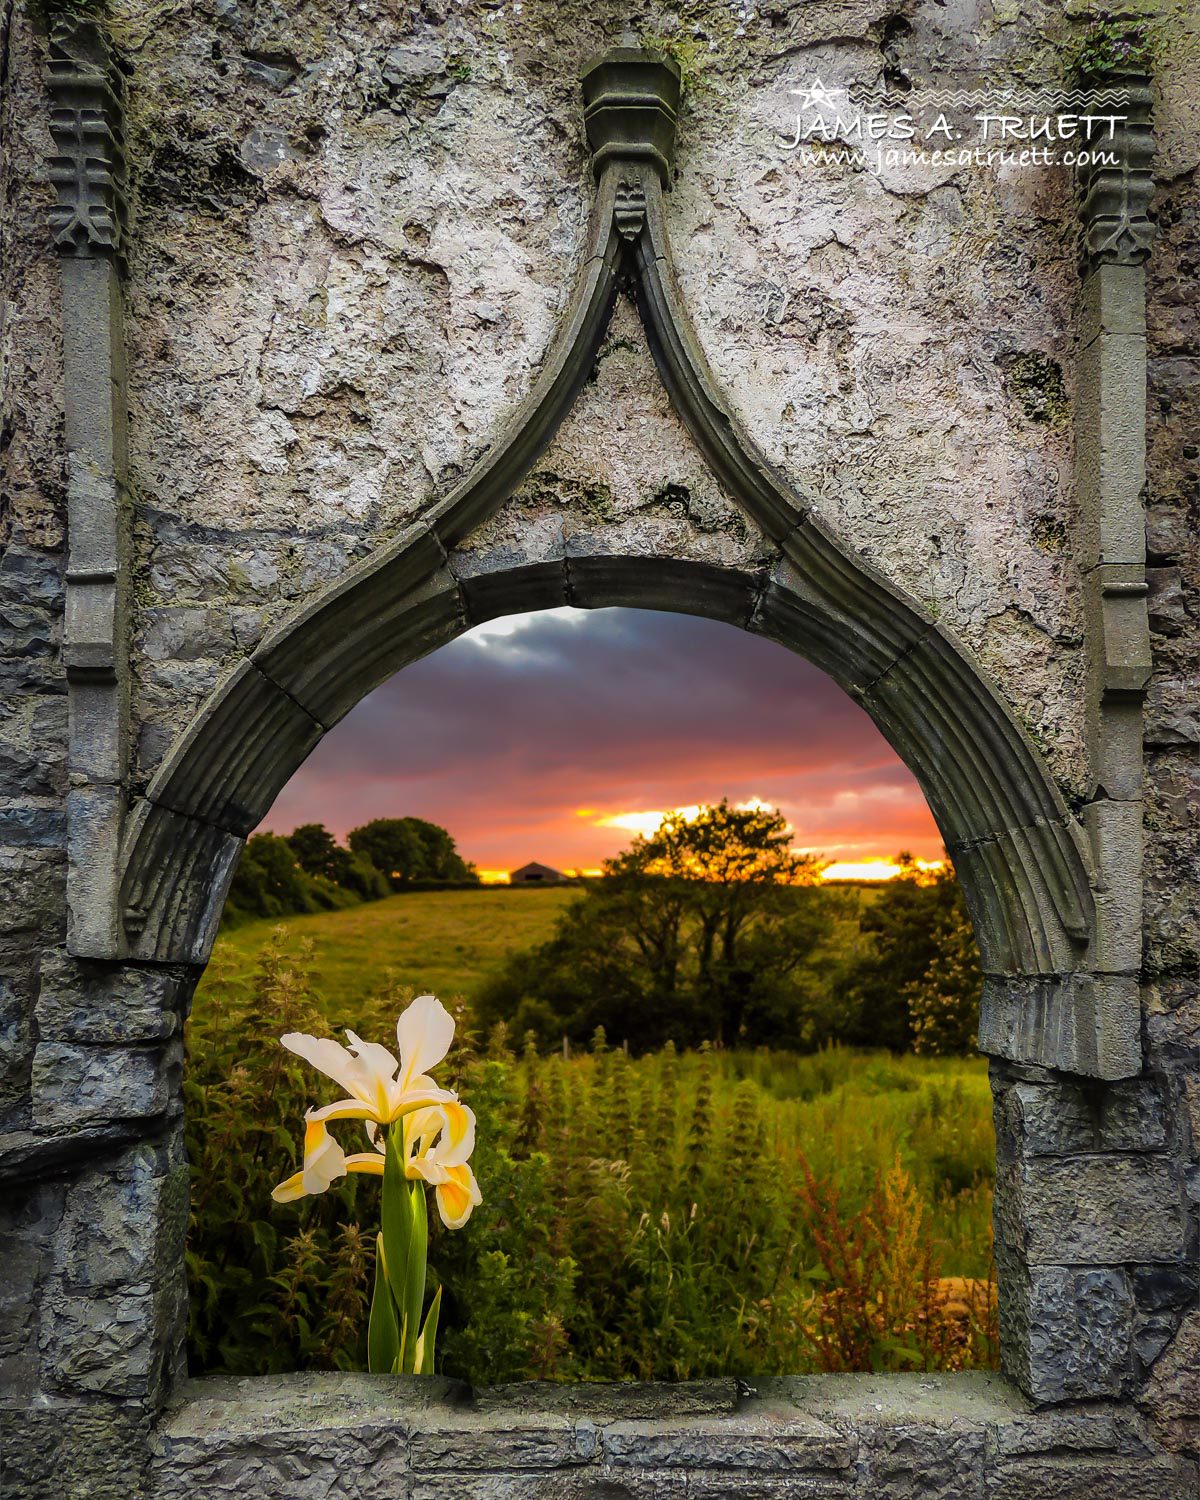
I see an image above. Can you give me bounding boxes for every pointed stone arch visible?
[110,49,1137,1080]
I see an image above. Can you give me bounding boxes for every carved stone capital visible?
[581,45,681,185]
[46,17,128,268]
[1076,72,1155,272]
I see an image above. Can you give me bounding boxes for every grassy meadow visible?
[186,890,997,1382]
[201,886,577,1009]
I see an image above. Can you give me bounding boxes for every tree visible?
[838,856,980,1052]
[625,801,822,1044]
[477,802,831,1052]
[287,823,344,882]
[287,823,389,902]
[224,833,324,922]
[906,896,983,1055]
[348,817,477,888]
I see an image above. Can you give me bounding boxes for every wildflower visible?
[270,993,480,1374]
[279,993,458,1130]
[404,1101,483,1229]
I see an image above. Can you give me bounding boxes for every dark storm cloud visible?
[261,607,942,869]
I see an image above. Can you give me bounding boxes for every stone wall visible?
[114,0,1093,793]
[1,1,1198,1497]
[149,1373,1197,1499]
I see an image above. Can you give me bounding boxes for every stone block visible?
[600,1415,852,1471]
[0,967,34,1114]
[0,1179,62,1398]
[473,1379,738,1420]
[152,1429,408,1500]
[978,975,1141,1082]
[0,1400,152,1500]
[409,1415,592,1470]
[988,1408,1138,1460]
[1134,1266,1199,1314]
[1145,504,1188,565]
[0,804,67,848]
[35,950,188,1045]
[1078,265,1147,347]
[40,1284,166,1399]
[411,1473,686,1500]
[1082,798,1144,974]
[143,659,324,837]
[1075,329,1149,564]
[53,1141,188,1292]
[458,558,570,626]
[569,553,761,630]
[67,673,125,785]
[1083,564,1152,697]
[687,1477,855,1499]
[984,1455,1194,1500]
[859,1424,985,1498]
[65,781,125,959]
[1017,1266,1135,1402]
[1007,1078,1167,1155]
[1091,696,1146,803]
[1021,1156,1185,1264]
[31,1042,173,1130]
[752,553,911,695]
[1140,1308,1200,1459]
[1146,567,1187,637]
[120,803,243,964]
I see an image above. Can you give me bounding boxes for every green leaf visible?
[877,1339,925,1366]
[402,1179,429,1373]
[367,1232,400,1374]
[415,1283,442,1375]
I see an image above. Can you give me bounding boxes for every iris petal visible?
[396,996,455,1091]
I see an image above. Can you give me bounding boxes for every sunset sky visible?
[260,607,944,878]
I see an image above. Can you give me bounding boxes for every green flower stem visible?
[369,1120,438,1375]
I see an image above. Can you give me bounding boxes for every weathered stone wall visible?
[1,1,1198,1497]
[113,0,1093,793]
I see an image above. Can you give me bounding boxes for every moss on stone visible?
[1067,14,1156,79]
[996,352,1070,428]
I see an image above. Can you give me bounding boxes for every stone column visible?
[990,68,1182,1406]
[0,19,194,1496]
[46,15,131,958]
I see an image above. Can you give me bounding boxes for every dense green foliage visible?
[185,933,996,1382]
[347,816,478,889]
[906,891,984,1056]
[288,823,391,902]
[477,802,835,1052]
[839,858,982,1052]
[479,825,981,1056]
[223,832,362,927]
[222,816,475,928]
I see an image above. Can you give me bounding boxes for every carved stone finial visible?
[581,45,681,186]
[614,178,647,240]
[46,17,128,268]
[1076,72,1155,272]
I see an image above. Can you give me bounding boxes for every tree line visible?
[223,817,478,926]
[476,801,982,1056]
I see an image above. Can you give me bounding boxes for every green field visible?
[201,887,577,1010]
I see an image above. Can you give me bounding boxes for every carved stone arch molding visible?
[108,47,1136,1080]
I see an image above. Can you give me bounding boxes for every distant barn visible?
[510,861,566,886]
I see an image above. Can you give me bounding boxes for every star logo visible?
[790,77,847,111]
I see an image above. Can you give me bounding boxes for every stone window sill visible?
[152,1371,1186,1498]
